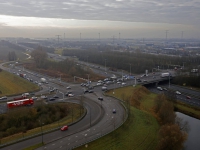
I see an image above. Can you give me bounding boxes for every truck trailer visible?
[161,72,171,78]
[7,99,34,109]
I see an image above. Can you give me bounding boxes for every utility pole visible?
[56,35,61,43]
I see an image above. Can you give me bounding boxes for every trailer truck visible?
[7,98,34,109]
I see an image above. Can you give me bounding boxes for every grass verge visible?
[0,70,39,97]
[23,143,43,150]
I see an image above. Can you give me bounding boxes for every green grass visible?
[0,70,39,97]
[75,85,159,150]
[23,143,43,150]
[75,107,159,150]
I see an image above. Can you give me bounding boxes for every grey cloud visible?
[0,0,199,25]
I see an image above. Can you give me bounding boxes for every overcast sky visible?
[0,0,200,39]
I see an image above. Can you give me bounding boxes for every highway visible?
[0,61,127,150]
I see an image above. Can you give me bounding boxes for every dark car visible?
[88,90,94,93]
[49,98,56,101]
[98,97,103,101]
[113,109,116,113]
[84,90,89,94]
[53,95,59,98]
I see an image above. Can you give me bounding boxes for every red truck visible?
[13,96,27,100]
[7,99,34,109]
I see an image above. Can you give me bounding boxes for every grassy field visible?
[0,70,39,97]
[75,86,159,150]
[0,102,85,145]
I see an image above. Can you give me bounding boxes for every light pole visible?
[59,91,64,100]
[87,74,90,84]
[129,64,132,76]
[168,73,170,88]
[105,59,106,72]
[39,120,44,144]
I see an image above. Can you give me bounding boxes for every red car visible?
[61,125,68,131]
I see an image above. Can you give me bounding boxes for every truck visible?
[7,98,34,109]
[14,95,27,100]
[161,72,171,78]
[41,78,48,84]
[20,73,26,78]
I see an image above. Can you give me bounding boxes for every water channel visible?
[176,112,200,150]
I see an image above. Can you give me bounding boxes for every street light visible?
[39,120,44,144]
[105,59,106,72]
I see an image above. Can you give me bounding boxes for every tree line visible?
[62,49,200,74]
[30,47,103,81]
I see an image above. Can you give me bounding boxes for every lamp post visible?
[39,120,44,144]
[105,59,106,72]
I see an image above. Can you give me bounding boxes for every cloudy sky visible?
[0,0,200,39]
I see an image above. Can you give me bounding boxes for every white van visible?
[22,93,30,96]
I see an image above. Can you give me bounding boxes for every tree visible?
[157,124,187,150]
[31,46,47,68]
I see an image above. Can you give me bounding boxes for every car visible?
[96,83,102,86]
[49,98,56,101]
[66,86,71,89]
[65,92,72,96]
[152,76,156,79]
[22,93,30,96]
[88,90,94,93]
[117,81,121,84]
[143,80,147,82]
[121,82,126,86]
[68,93,74,97]
[84,90,89,94]
[53,95,59,98]
[41,95,47,99]
[163,88,167,91]
[32,97,38,100]
[186,96,191,99]
[98,97,103,101]
[60,125,68,131]
[157,87,163,91]
[113,109,116,113]
[175,91,181,95]
[137,79,142,82]
[0,96,7,100]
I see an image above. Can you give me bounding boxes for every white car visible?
[157,87,163,91]
[68,94,74,97]
[121,82,126,86]
[32,97,38,100]
[66,86,71,89]
[96,83,102,86]
[175,91,181,95]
